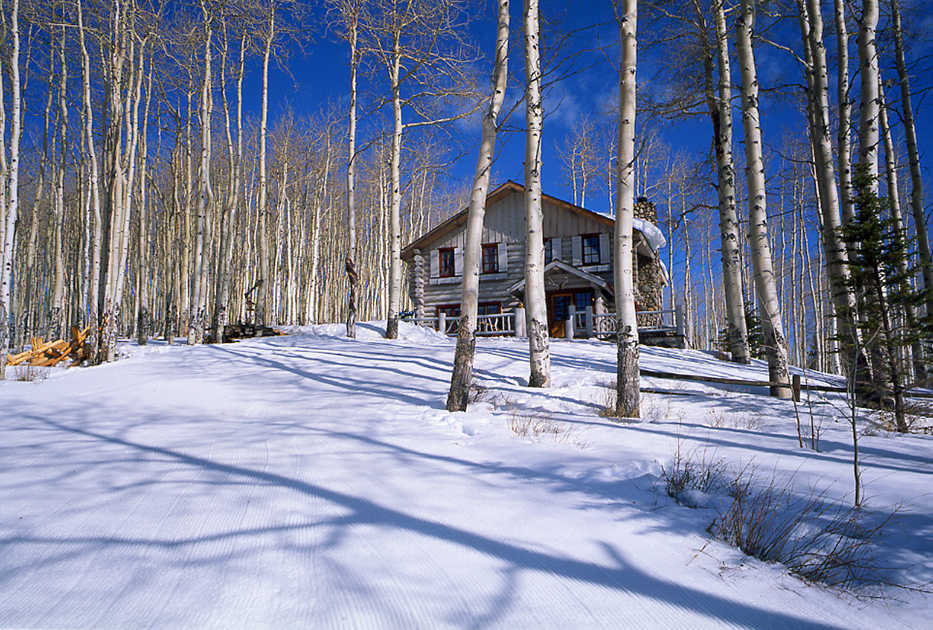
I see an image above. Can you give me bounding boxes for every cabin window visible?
[481,243,499,274]
[544,238,553,264]
[478,302,501,316]
[582,233,601,265]
[438,248,455,277]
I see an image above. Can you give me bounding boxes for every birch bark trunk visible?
[344,2,360,338]
[797,0,869,382]
[211,29,246,343]
[523,0,550,388]
[710,0,750,363]
[0,0,21,381]
[257,4,274,327]
[736,0,791,398]
[188,2,213,345]
[612,0,639,416]
[447,0,510,411]
[77,0,103,360]
[833,0,855,226]
[857,0,880,192]
[136,51,153,346]
[890,0,933,320]
[878,77,925,382]
[385,32,403,340]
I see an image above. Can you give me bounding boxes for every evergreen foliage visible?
[837,164,931,430]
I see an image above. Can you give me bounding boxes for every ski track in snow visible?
[1,322,931,629]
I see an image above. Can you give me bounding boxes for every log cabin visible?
[402,181,679,344]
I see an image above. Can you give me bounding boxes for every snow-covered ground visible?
[1,322,931,629]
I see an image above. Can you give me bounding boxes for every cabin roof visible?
[401,180,627,259]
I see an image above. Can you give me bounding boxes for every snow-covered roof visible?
[633,217,667,252]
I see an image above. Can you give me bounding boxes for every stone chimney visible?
[634,197,657,223]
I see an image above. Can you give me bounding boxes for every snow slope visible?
[1,322,930,629]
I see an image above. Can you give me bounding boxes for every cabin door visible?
[547,292,573,337]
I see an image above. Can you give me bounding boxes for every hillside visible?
[1,323,930,629]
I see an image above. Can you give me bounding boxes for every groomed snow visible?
[1,322,930,629]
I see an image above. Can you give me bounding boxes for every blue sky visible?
[252,0,933,226]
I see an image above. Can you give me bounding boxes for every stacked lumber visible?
[5,326,91,368]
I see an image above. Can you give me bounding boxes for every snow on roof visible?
[633,217,667,252]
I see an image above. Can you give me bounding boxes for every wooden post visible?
[675,297,686,338]
[567,305,576,340]
[792,373,801,403]
[438,311,447,335]
[514,306,526,338]
[585,305,594,338]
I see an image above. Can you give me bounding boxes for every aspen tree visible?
[736,0,791,398]
[890,0,933,321]
[447,0,509,411]
[333,0,362,338]
[796,0,868,381]
[0,0,21,381]
[188,0,214,345]
[612,0,639,416]
[833,0,855,225]
[49,20,68,340]
[878,76,925,382]
[256,1,275,326]
[857,0,879,191]
[710,0,750,363]
[522,0,550,388]
[211,25,247,343]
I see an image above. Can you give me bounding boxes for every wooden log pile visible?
[5,326,91,368]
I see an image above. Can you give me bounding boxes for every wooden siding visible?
[408,187,661,316]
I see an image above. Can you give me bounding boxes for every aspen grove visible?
[0,0,932,427]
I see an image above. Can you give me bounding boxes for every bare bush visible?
[709,474,896,590]
[508,412,588,448]
[661,444,729,507]
[705,409,763,431]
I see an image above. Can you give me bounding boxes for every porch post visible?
[513,306,526,338]
[566,305,576,339]
[585,305,594,338]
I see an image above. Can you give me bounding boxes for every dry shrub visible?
[597,387,618,418]
[874,401,933,435]
[468,384,488,404]
[709,473,895,590]
[508,411,588,448]
[661,445,730,506]
[706,409,763,431]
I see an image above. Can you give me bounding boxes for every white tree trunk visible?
[344,3,360,338]
[736,0,791,398]
[385,33,405,340]
[189,2,213,345]
[797,0,869,382]
[613,0,639,416]
[257,5,275,326]
[711,0,750,363]
[0,0,21,381]
[447,0,510,411]
[523,0,550,388]
[833,0,855,226]
[857,0,880,192]
[890,0,933,320]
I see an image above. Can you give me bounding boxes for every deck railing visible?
[401,311,516,336]
[403,304,682,340]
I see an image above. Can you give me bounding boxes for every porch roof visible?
[506,260,612,295]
